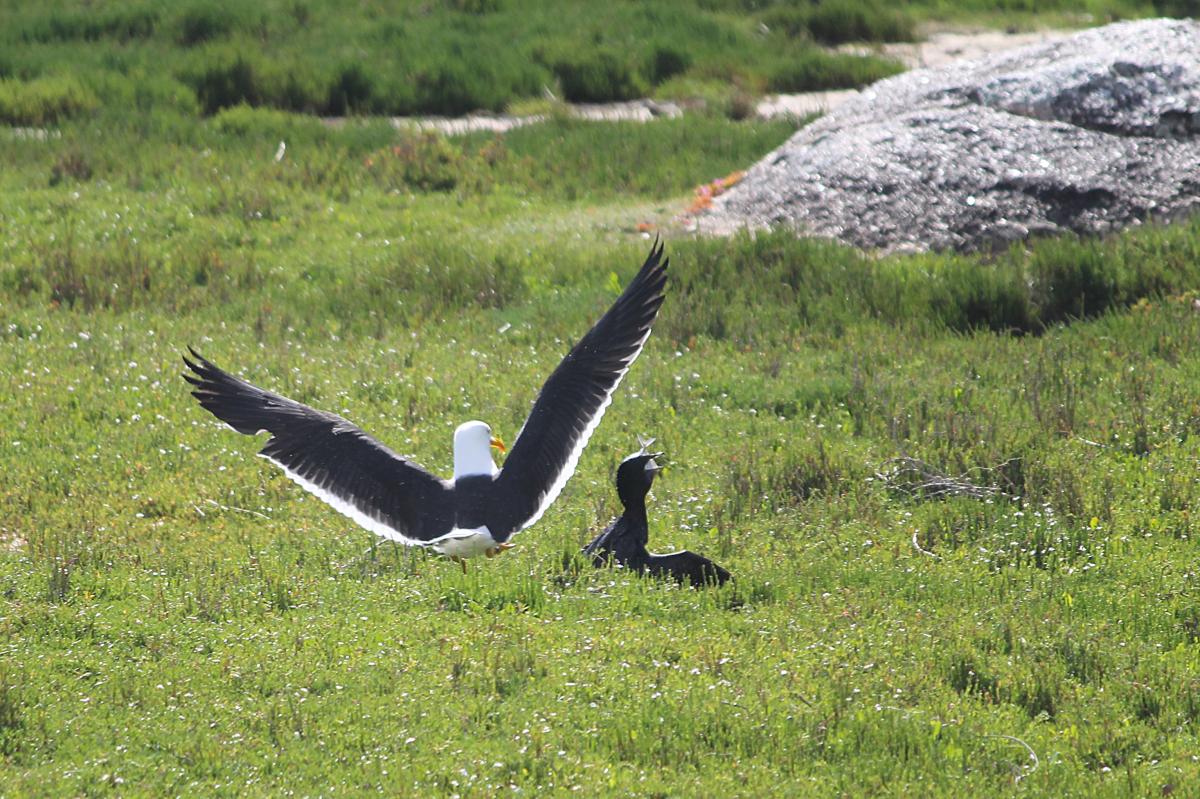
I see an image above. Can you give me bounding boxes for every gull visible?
[183,241,668,569]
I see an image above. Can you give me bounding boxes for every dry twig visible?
[875,456,1017,501]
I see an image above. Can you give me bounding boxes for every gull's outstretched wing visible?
[490,240,668,538]
[183,348,454,544]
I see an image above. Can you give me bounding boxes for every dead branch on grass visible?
[875,456,1018,502]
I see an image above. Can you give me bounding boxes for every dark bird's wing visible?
[183,348,454,544]
[490,240,669,538]
[584,523,732,587]
[583,517,647,564]
[645,552,732,587]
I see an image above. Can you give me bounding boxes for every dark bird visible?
[183,241,668,568]
[584,447,731,587]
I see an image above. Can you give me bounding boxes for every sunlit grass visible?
[5,93,1200,795]
[0,0,912,122]
[4,0,1182,126]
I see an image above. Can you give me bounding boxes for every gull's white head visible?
[453,420,505,479]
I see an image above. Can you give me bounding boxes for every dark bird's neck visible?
[619,492,648,528]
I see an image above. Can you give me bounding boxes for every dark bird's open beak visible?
[646,452,666,474]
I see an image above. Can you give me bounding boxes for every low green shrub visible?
[175,3,239,47]
[443,0,505,11]
[0,75,98,125]
[209,104,327,141]
[85,69,201,117]
[15,5,159,44]
[183,49,263,114]
[412,60,523,115]
[767,50,904,92]
[541,47,649,104]
[364,133,481,193]
[325,63,374,116]
[762,0,916,45]
[645,43,693,84]
[1154,0,1200,15]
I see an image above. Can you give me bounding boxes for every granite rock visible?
[703,19,1200,253]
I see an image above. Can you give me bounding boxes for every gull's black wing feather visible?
[183,348,454,544]
[490,241,668,538]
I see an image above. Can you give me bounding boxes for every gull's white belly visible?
[431,527,498,559]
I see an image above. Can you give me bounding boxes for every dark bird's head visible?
[616,450,664,507]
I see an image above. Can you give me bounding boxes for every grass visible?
[6,6,1200,792]
[1,0,1187,124]
[0,0,911,122]
[6,110,1200,794]
[10,229,1200,794]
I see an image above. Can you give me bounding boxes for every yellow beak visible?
[490,435,506,454]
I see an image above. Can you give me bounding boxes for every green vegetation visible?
[0,0,910,122]
[5,99,1200,794]
[906,0,1197,26]
[6,1,1200,794]
[4,0,1192,124]
[0,75,98,126]
[4,0,1191,123]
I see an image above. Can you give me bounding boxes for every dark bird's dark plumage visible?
[183,241,669,563]
[584,450,731,587]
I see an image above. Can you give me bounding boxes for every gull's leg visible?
[450,555,467,574]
